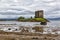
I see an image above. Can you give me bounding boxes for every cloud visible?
[0,0,59,19]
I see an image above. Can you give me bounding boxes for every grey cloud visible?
[0,0,59,19]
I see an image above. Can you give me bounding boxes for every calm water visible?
[0,20,60,27]
[0,20,60,33]
[48,20,60,27]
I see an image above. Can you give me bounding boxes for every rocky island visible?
[17,10,49,25]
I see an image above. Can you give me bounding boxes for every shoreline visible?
[0,31,59,40]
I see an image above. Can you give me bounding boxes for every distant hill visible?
[48,18,60,20]
[0,18,17,21]
[0,17,60,21]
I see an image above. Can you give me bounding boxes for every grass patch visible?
[17,16,47,22]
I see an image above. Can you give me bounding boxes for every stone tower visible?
[35,10,44,18]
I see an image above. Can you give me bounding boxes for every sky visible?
[0,0,59,19]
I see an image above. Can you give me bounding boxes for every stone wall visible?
[35,10,44,18]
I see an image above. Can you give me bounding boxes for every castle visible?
[35,10,48,25]
[35,10,44,18]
